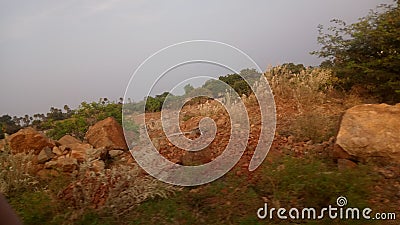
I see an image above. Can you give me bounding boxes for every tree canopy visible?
[312,2,400,103]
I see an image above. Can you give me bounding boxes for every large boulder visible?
[7,128,55,154]
[336,103,400,162]
[84,117,128,150]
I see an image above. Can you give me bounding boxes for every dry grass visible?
[60,161,181,220]
[264,66,369,142]
[266,66,335,113]
[0,146,39,196]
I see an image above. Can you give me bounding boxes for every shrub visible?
[0,148,39,197]
[288,112,339,143]
[312,3,400,103]
[266,66,335,112]
[46,99,128,140]
[60,162,181,219]
[46,117,88,140]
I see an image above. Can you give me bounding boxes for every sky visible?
[0,0,394,116]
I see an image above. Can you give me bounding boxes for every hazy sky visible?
[0,0,393,116]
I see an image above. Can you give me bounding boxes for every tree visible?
[184,84,195,95]
[0,115,21,138]
[219,72,254,97]
[202,79,226,97]
[282,63,306,74]
[47,107,64,121]
[144,92,173,112]
[145,96,162,112]
[312,2,400,102]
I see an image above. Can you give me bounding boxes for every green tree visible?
[47,98,125,140]
[46,107,65,121]
[202,79,226,97]
[144,92,173,112]
[312,2,400,102]
[145,96,162,112]
[219,72,254,97]
[0,115,21,138]
[184,84,195,95]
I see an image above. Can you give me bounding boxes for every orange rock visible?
[337,103,400,163]
[57,157,78,173]
[7,128,55,154]
[58,135,82,146]
[337,159,357,170]
[85,117,128,150]
[69,143,93,163]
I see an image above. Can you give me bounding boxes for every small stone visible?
[91,160,105,173]
[57,157,78,173]
[0,139,6,151]
[59,145,70,154]
[58,135,81,146]
[287,135,295,144]
[37,169,60,178]
[109,150,124,158]
[337,159,357,170]
[277,164,285,171]
[37,147,55,164]
[332,144,352,159]
[52,146,63,156]
[376,168,396,179]
[44,160,58,169]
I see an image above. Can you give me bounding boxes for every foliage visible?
[46,107,66,121]
[0,115,21,138]
[62,162,181,218]
[312,2,400,103]
[202,79,226,97]
[47,99,123,140]
[145,92,173,112]
[0,149,39,197]
[75,99,122,125]
[266,66,336,112]
[271,63,306,75]
[145,96,163,113]
[184,84,195,95]
[219,73,253,97]
[288,112,339,143]
[46,117,88,140]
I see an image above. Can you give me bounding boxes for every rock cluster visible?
[2,117,130,176]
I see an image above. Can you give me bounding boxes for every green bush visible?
[289,113,338,143]
[313,3,400,103]
[47,117,88,140]
[47,99,126,140]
